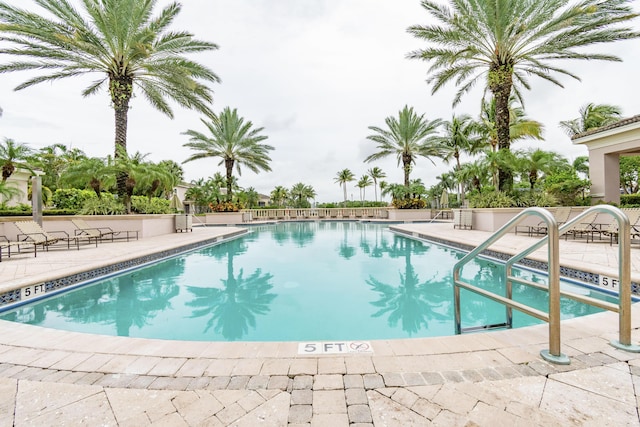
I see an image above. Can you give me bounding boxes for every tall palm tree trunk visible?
[402,154,412,188]
[111,75,133,198]
[373,178,378,202]
[489,64,513,192]
[225,159,234,201]
[343,183,348,207]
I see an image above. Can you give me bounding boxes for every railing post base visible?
[540,350,570,365]
[610,340,640,353]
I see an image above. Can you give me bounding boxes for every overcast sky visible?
[1,0,639,203]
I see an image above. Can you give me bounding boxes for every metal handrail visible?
[453,205,640,366]
[453,207,568,363]
[506,204,638,354]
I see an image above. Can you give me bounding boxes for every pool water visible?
[0,222,614,341]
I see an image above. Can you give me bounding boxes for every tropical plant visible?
[468,191,516,208]
[479,97,545,153]
[29,144,87,191]
[408,0,639,190]
[365,105,442,188]
[573,156,589,179]
[515,149,569,190]
[544,169,590,206]
[238,187,260,208]
[130,196,171,214]
[269,186,289,207]
[59,157,115,198]
[436,115,483,203]
[334,169,355,207]
[620,156,640,194]
[157,160,184,195]
[382,180,428,209]
[183,107,273,201]
[289,182,316,208]
[457,161,489,194]
[0,179,21,202]
[0,138,33,181]
[78,193,125,215]
[52,188,97,211]
[559,103,623,136]
[0,0,219,196]
[357,175,373,204]
[367,167,386,202]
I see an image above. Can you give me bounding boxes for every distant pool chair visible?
[602,208,640,245]
[72,218,139,242]
[0,235,37,262]
[14,220,95,251]
[516,207,572,236]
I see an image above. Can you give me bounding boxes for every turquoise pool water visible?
[0,222,613,341]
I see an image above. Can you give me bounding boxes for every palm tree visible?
[30,144,87,191]
[573,156,589,179]
[0,138,33,181]
[408,0,638,190]
[157,160,184,196]
[479,97,545,153]
[0,179,21,203]
[367,167,386,203]
[357,175,373,204]
[60,156,115,198]
[289,183,316,208]
[334,169,355,207]
[516,149,569,190]
[183,108,273,201]
[457,161,489,193]
[0,0,219,196]
[436,115,482,203]
[365,105,442,188]
[270,186,289,207]
[559,103,623,136]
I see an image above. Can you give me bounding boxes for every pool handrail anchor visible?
[453,205,639,366]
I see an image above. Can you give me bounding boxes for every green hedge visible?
[52,188,98,210]
[0,209,77,216]
[621,194,640,206]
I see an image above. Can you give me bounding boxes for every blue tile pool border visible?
[389,226,640,297]
[0,229,249,309]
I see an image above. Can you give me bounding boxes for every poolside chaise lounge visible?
[515,206,571,236]
[14,221,96,250]
[0,235,37,262]
[71,218,139,242]
[564,212,614,242]
[600,208,640,245]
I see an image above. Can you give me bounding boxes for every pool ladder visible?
[453,205,640,365]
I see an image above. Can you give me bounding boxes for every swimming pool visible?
[0,221,615,341]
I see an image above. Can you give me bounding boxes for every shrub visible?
[79,197,126,215]
[213,201,241,212]
[512,191,558,207]
[392,197,427,209]
[210,201,244,212]
[621,194,640,206]
[468,191,516,208]
[131,196,172,214]
[52,189,97,210]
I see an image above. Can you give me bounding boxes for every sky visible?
[1,0,639,203]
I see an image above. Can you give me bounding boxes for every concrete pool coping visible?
[1,222,640,425]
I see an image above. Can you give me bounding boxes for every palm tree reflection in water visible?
[6,259,184,336]
[367,236,450,336]
[186,238,276,341]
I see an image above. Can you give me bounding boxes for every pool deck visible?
[1,222,640,426]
